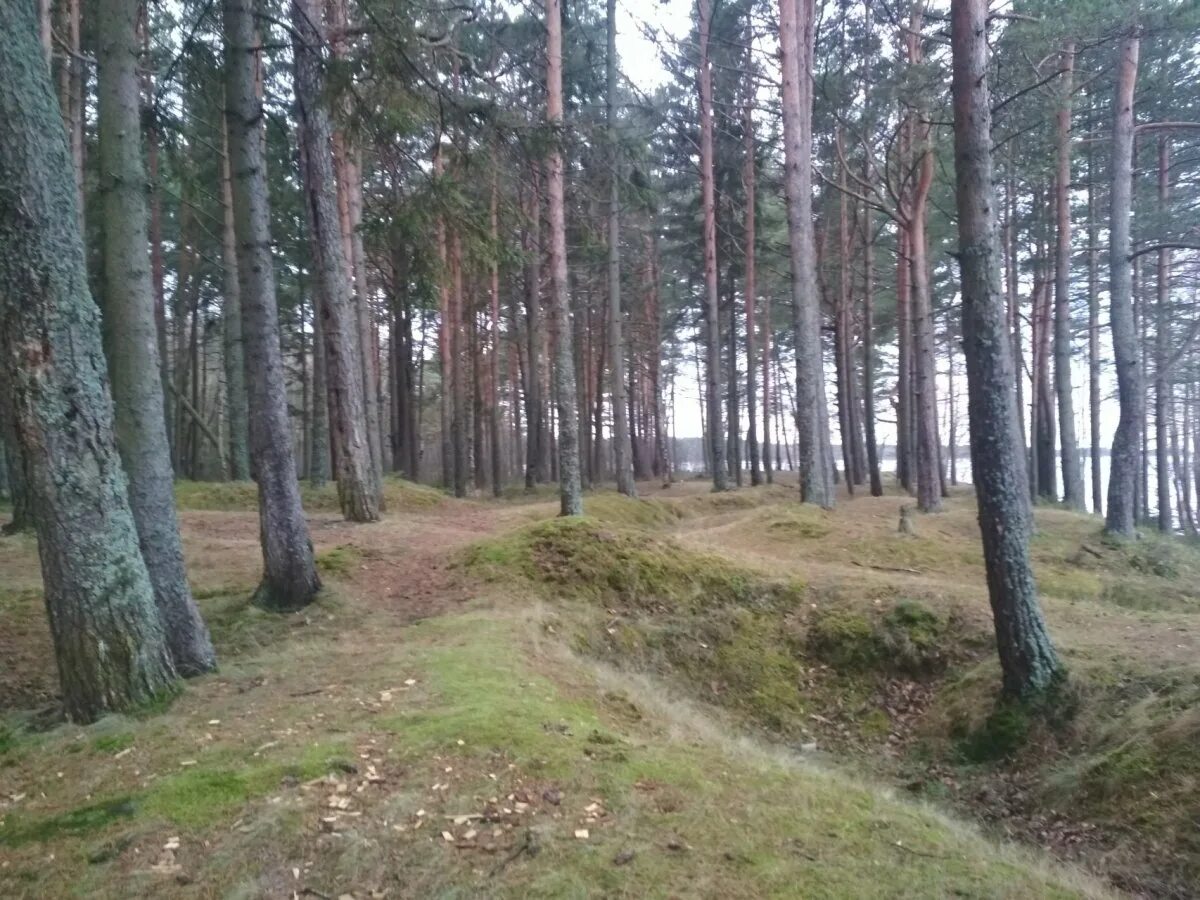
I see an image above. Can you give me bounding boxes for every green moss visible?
[958,703,1031,762]
[142,741,348,828]
[582,494,681,529]
[806,609,879,670]
[0,797,136,847]
[90,732,134,754]
[860,708,892,739]
[464,517,800,613]
[713,610,805,727]
[878,601,948,675]
[315,545,361,577]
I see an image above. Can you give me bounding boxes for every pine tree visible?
[0,3,179,721]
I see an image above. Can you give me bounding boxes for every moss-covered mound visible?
[464,518,976,740]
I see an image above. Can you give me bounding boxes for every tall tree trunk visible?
[951,0,1062,698]
[348,146,385,501]
[698,0,728,492]
[1053,44,1084,510]
[1155,136,1172,532]
[436,144,454,490]
[779,0,834,506]
[1087,93,1103,514]
[140,9,172,464]
[910,134,942,512]
[606,0,635,496]
[0,4,180,720]
[98,0,216,675]
[489,171,504,496]
[221,114,251,480]
[522,167,545,490]
[1105,33,1141,538]
[1003,164,1027,480]
[308,254,331,485]
[861,182,883,496]
[546,0,583,515]
[762,290,773,485]
[451,230,469,497]
[743,94,761,486]
[292,0,379,523]
[59,0,85,222]
[224,0,321,609]
[896,224,913,490]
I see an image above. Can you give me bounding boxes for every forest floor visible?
[1,476,1197,898]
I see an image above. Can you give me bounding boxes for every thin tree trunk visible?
[1155,136,1172,532]
[1106,33,1142,537]
[606,0,635,496]
[743,94,761,486]
[911,138,942,512]
[489,171,504,496]
[1053,44,1084,510]
[897,224,913,490]
[779,0,833,506]
[698,0,728,492]
[951,0,1062,698]
[546,0,583,515]
[221,114,251,480]
[292,0,379,522]
[522,167,545,489]
[98,0,216,675]
[451,230,469,497]
[1087,93,1103,514]
[224,0,321,609]
[760,290,773,486]
[861,183,883,496]
[1,3,180,721]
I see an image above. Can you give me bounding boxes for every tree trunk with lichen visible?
[0,2,180,721]
[951,0,1063,698]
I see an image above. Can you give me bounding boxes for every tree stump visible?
[898,505,917,536]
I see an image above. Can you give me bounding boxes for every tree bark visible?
[292,0,379,522]
[224,0,321,609]
[0,2,180,720]
[1086,93,1103,514]
[546,0,584,515]
[779,0,834,506]
[698,0,729,492]
[743,92,761,487]
[98,0,216,675]
[951,0,1063,698]
[1105,33,1142,538]
[522,165,546,490]
[607,0,635,496]
[1155,136,1172,532]
[220,114,251,480]
[1052,44,1084,510]
[489,170,504,496]
[910,127,942,512]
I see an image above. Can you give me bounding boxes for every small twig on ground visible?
[851,560,922,576]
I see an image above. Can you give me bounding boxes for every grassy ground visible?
[1,476,1192,897]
